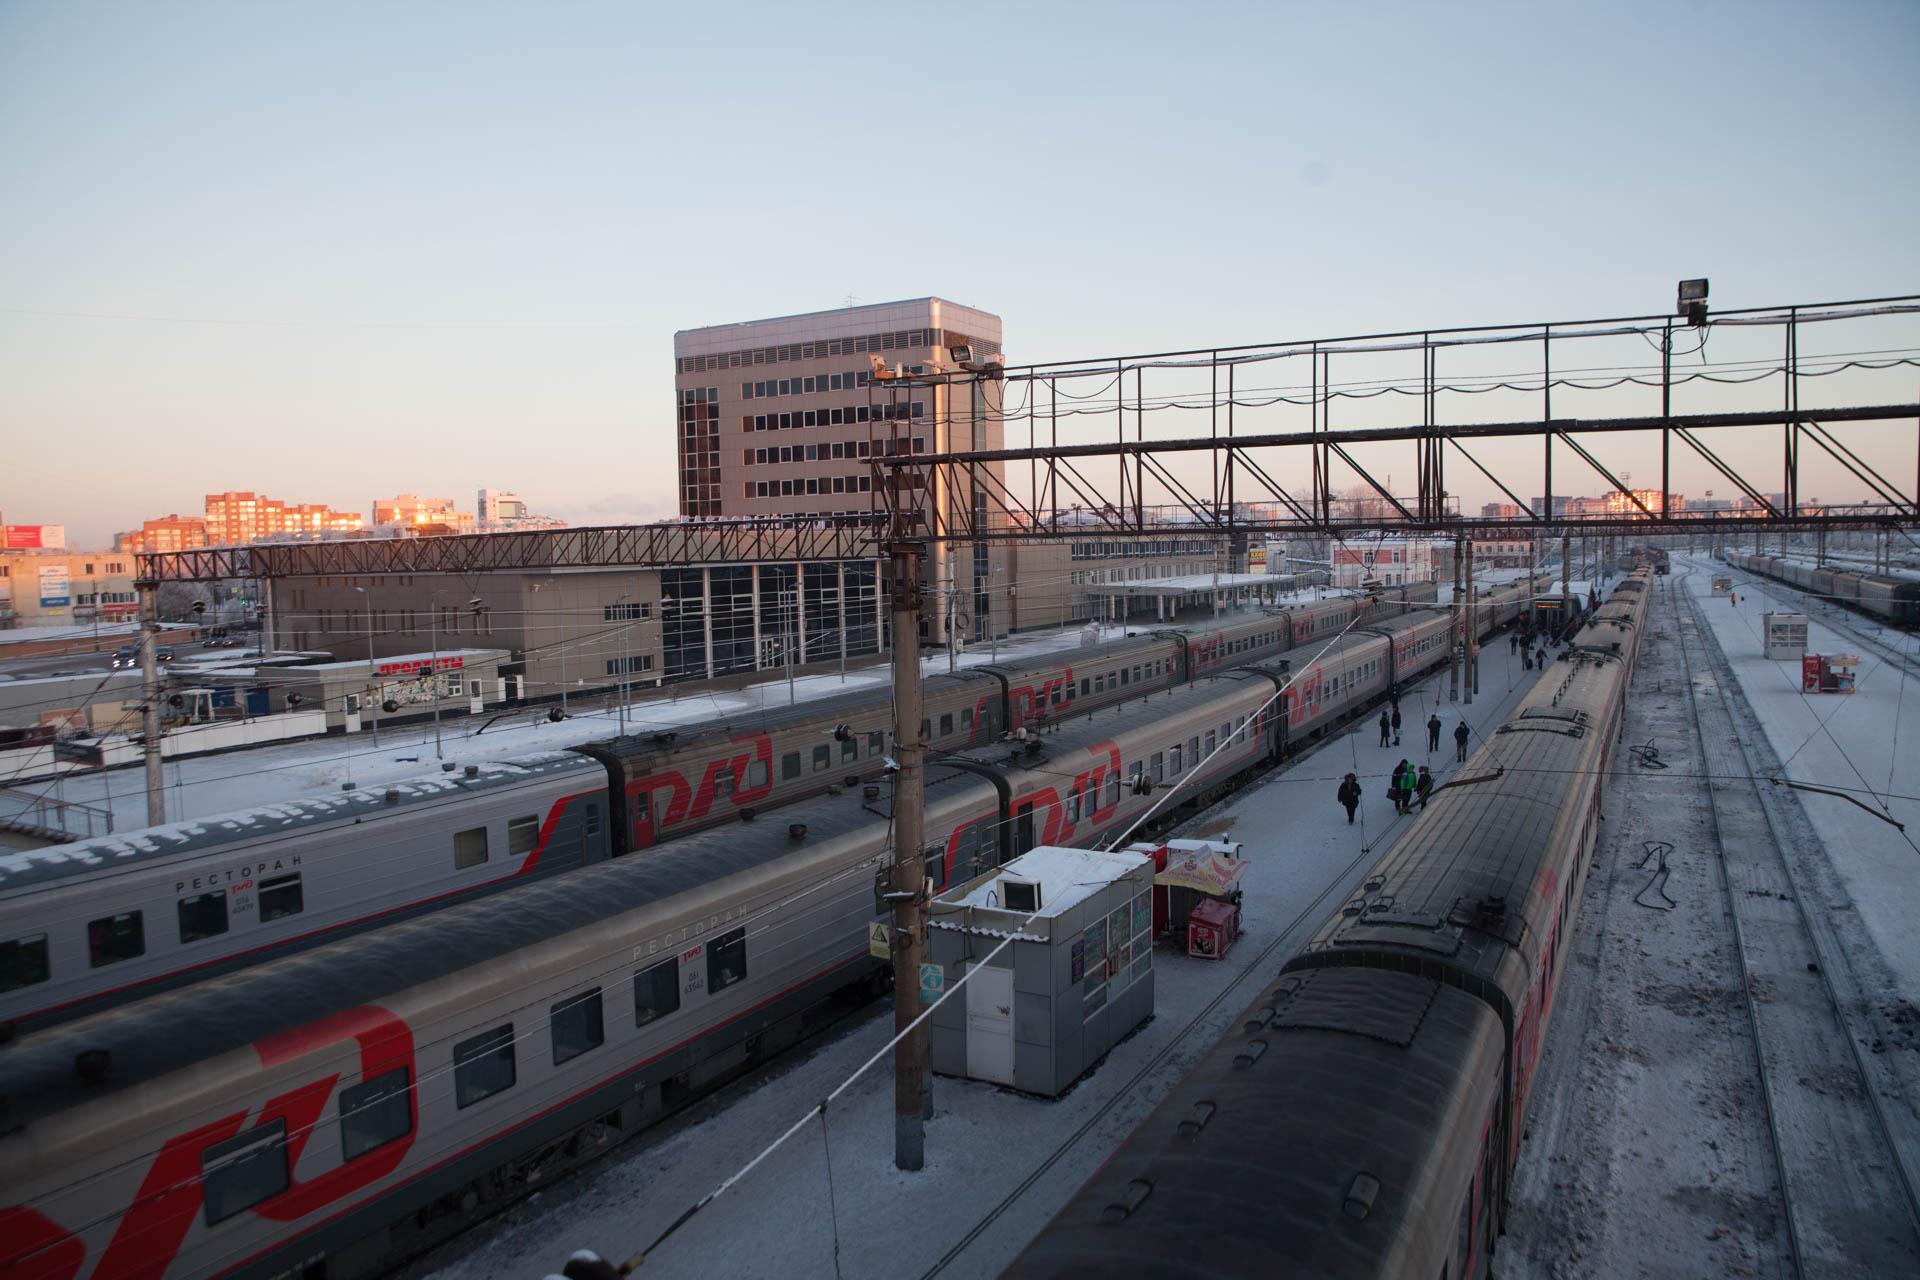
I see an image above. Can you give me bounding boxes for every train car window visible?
[0,934,50,992]
[748,760,769,788]
[1221,721,1232,744]
[1169,746,1182,774]
[812,745,830,772]
[836,737,855,763]
[453,1024,517,1109]
[1205,730,1217,755]
[782,751,801,780]
[550,988,605,1066]
[1151,752,1165,782]
[454,826,489,868]
[634,958,680,1026]
[339,1067,413,1161]
[201,1119,289,1225]
[1106,773,1121,807]
[1052,689,1065,705]
[707,927,748,993]
[867,731,885,756]
[584,804,602,837]
[508,815,541,856]
[1067,789,1082,823]
[713,767,736,799]
[177,892,229,944]
[259,872,304,922]
[924,846,947,892]
[961,708,974,729]
[940,713,953,737]
[1120,669,1129,687]
[1188,735,1200,762]
[86,912,145,968]
[1080,678,1090,696]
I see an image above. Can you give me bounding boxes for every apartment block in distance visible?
[119,514,209,555]
[673,298,1008,643]
[373,494,476,535]
[204,491,365,545]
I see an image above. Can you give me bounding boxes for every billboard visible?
[5,525,66,550]
[38,565,71,608]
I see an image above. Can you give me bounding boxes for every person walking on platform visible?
[1396,760,1418,813]
[1378,709,1391,748]
[1537,642,1548,668]
[1426,712,1442,752]
[1416,765,1434,809]
[1454,719,1471,762]
[1337,773,1361,825]
[1390,704,1403,746]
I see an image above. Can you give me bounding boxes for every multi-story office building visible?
[674,298,1008,644]
[0,549,138,627]
[204,491,364,545]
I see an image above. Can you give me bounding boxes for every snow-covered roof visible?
[941,845,1151,918]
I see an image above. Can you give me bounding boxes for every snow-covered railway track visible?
[1675,575,1920,1277]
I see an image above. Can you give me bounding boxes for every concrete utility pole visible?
[1562,530,1572,616]
[139,584,165,826]
[887,538,930,1171]
[1449,536,1463,702]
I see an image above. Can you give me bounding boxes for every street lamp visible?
[354,586,379,747]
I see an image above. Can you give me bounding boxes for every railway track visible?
[1717,554,1920,682]
[1672,572,1920,1277]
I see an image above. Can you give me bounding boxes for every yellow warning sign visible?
[868,922,891,959]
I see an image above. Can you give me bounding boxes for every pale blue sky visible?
[3,0,1917,547]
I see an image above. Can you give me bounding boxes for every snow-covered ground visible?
[410,632,1551,1280]
[0,620,141,647]
[1678,553,1920,999]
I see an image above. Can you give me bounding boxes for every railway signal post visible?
[887,536,931,1171]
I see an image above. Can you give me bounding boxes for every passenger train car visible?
[0,584,1446,1037]
[1006,569,1655,1280]
[0,593,1528,1280]
[1722,550,1920,625]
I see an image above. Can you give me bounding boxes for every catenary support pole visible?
[888,538,929,1171]
[1464,539,1476,704]
[1449,536,1462,701]
[139,584,165,826]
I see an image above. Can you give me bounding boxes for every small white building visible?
[927,846,1154,1096]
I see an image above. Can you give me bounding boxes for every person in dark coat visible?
[1522,649,1533,671]
[1454,719,1471,762]
[1416,764,1434,808]
[1426,712,1442,752]
[1378,708,1391,747]
[1510,630,1520,655]
[1536,643,1548,668]
[1337,773,1361,824]
[1390,704,1403,745]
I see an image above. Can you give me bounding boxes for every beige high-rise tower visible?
[673,298,1007,645]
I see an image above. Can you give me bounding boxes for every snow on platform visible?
[412,634,1554,1280]
[1679,553,1920,999]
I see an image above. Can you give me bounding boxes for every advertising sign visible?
[5,525,66,550]
[1247,546,1267,569]
[37,565,71,608]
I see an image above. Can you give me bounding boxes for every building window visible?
[339,1067,413,1161]
[453,1025,517,1108]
